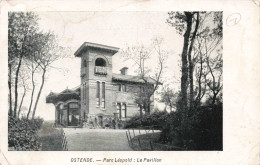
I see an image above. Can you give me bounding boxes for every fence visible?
[125,126,157,151]
[125,126,186,151]
[61,129,68,151]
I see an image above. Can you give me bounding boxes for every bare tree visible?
[121,38,167,115]
[192,12,223,105]
[205,51,222,105]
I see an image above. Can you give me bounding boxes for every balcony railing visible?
[95,66,107,75]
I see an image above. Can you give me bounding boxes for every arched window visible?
[58,103,64,110]
[95,58,106,67]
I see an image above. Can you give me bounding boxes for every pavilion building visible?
[46,42,156,128]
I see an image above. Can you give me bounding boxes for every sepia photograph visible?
[0,0,259,164]
[8,11,222,151]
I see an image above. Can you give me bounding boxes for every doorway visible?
[98,116,103,127]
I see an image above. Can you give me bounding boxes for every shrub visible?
[124,111,169,129]
[159,104,223,150]
[8,116,44,151]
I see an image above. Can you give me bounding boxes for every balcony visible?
[95,66,107,75]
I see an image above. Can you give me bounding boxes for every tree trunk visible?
[18,86,26,118]
[139,105,143,117]
[188,12,200,111]
[179,12,193,112]
[32,69,46,119]
[8,64,13,116]
[14,55,23,118]
[27,71,35,119]
[195,54,203,105]
[212,93,217,105]
[147,102,151,115]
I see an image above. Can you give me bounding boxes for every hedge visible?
[8,116,44,151]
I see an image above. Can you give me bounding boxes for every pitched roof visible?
[112,73,158,84]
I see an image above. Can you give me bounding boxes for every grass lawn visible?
[130,132,186,151]
[38,122,63,151]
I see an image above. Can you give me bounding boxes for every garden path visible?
[63,128,136,151]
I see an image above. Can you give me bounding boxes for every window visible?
[83,60,87,67]
[96,81,100,106]
[82,85,84,104]
[122,84,126,92]
[118,84,126,92]
[121,103,127,118]
[58,103,64,110]
[83,82,87,104]
[83,83,85,104]
[101,82,105,108]
[84,83,86,104]
[117,103,121,119]
[69,103,79,109]
[118,84,121,91]
[95,58,106,67]
[116,103,127,119]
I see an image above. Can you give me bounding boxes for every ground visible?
[38,122,63,151]
[38,124,161,151]
[63,128,136,151]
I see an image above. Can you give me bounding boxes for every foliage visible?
[124,111,169,129]
[159,85,179,111]
[8,12,69,119]
[8,12,39,64]
[8,116,44,150]
[160,103,222,150]
[8,12,40,117]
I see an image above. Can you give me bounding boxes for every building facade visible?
[46,42,156,128]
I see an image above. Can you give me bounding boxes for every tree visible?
[167,12,222,110]
[31,32,67,119]
[167,12,194,112]
[193,12,223,105]
[25,32,48,119]
[8,12,69,119]
[26,54,40,119]
[17,69,29,118]
[121,38,167,115]
[8,12,39,118]
[187,12,200,109]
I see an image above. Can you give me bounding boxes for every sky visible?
[19,11,183,120]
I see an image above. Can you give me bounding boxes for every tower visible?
[74,42,119,126]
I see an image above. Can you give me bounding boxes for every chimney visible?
[120,67,128,75]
